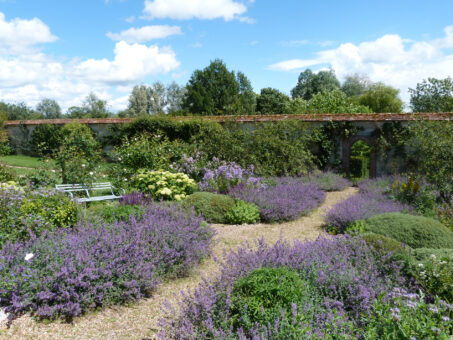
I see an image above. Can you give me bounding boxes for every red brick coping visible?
[4,113,452,126]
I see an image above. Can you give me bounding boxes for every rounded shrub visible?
[182,192,235,223]
[363,212,453,249]
[224,199,260,224]
[0,164,16,182]
[230,267,309,331]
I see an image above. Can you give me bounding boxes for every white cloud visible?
[191,42,202,48]
[0,14,180,112]
[73,41,180,85]
[0,12,57,54]
[107,25,182,43]
[268,26,453,103]
[143,0,248,21]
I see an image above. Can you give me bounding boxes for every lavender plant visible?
[0,202,212,321]
[303,171,351,192]
[229,178,326,222]
[159,236,408,339]
[324,193,409,234]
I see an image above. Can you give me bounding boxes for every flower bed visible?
[0,202,212,321]
[229,177,326,222]
[158,236,452,339]
[324,176,411,233]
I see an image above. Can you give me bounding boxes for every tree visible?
[306,89,371,114]
[357,83,403,113]
[128,85,151,116]
[166,82,186,114]
[235,71,256,114]
[256,88,290,115]
[409,77,453,112]
[183,59,240,115]
[291,69,340,100]
[341,74,370,97]
[66,93,110,118]
[148,81,167,115]
[0,102,41,120]
[36,99,62,119]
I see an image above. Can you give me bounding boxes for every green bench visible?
[55,182,125,203]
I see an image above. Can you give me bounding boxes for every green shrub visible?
[55,122,100,184]
[363,212,453,249]
[30,124,63,157]
[86,202,144,223]
[182,192,235,223]
[112,133,188,173]
[409,248,453,301]
[0,187,77,245]
[390,177,437,214]
[0,164,16,182]
[132,170,197,201]
[230,267,310,332]
[224,199,260,224]
[363,294,453,339]
[360,232,407,255]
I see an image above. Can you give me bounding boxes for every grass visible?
[0,155,56,169]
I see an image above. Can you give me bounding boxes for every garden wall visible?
[4,113,452,177]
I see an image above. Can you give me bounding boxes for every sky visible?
[1,0,453,112]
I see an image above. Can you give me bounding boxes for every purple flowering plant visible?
[0,202,213,321]
[159,236,409,339]
[229,177,326,222]
[324,176,412,233]
[198,158,262,194]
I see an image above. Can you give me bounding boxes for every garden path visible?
[0,186,358,340]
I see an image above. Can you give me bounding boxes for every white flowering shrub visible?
[132,170,197,201]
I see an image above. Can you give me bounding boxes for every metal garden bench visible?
[55,182,125,203]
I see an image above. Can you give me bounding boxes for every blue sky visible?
[1,0,453,111]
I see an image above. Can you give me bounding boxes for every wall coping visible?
[4,112,452,126]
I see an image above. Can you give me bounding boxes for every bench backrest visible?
[56,182,116,196]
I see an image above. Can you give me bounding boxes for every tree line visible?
[1,59,453,121]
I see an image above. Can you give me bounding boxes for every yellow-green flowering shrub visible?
[132,170,197,201]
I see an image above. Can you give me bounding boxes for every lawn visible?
[0,155,55,169]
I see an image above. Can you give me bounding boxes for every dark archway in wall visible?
[342,135,377,178]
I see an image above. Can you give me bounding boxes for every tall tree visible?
[166,82,186,114]
[128,85,151,116]
[183,59,240,115]
[36,98,62,119]
[256,88,290,115]
[409,77,453,112]
[148,81,167,114]
[291,69,340,100]
[357,83,403,113]
[341,74,370,97]
[235,71,256,114]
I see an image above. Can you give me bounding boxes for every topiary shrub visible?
[182,192,235,223]
[363,212,453,249]
[224,199,260,224]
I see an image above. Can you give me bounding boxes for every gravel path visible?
[0,187,358,340]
